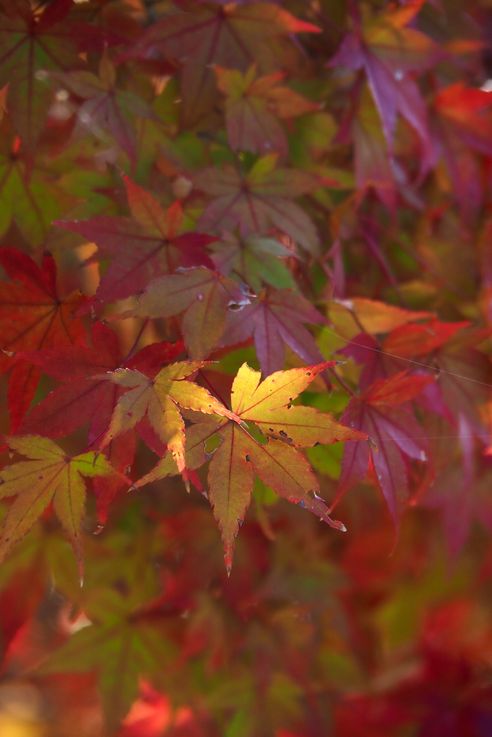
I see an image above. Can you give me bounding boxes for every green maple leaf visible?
[0,140,66,245]
[0,436,114,568]
[211,233,297,293]
[39,590,175,732]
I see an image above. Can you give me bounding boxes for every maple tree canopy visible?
[0,0,491,735]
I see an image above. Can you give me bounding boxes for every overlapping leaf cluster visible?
[0,0,491,734]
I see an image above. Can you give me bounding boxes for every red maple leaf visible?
[0,248,86,429]
[337,372,433,527]
[20,321,183,445]
[19,322,183,520]
[127,1,320,127]
[57,175,215,305]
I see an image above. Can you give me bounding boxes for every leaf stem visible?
[123,319,149,362]
[328,366,355,397]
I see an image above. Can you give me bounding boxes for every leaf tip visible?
[77,556,85,588]
[328,516,347,533]
[224,548,234,577]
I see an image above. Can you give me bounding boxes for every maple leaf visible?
[19,323,183,518]
[57,174,215,305]
[54,52,153,163]
[215,64,318,158]
[220,287,325,376]
[432,84,492,216]
[337,372,433,527]
[211,233,296,293]
[331,5,436,171]
[0,554,45,659]
[0,0,81,152]
[382,319,469,358]
[39,590,174,731]
[434,83,492,158]
[128,267,250,359]
[135,362,365,572]
[0,435,114,568]
[19,322,124,443]
[19,322,183,445]
[92,432,136,525]
[0,137,67,245]
[339,318,468,390]
[409,368,488,544]
[422,462,492,559]
[101,360,241,477]
[194,154,322,254]
[128,1,320,127]
[120,684,178,737]
[0,248,86,429]
[437,346,492,445]
[328,297,432,339]
[352,89,396,208]
[361,320,490,448]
